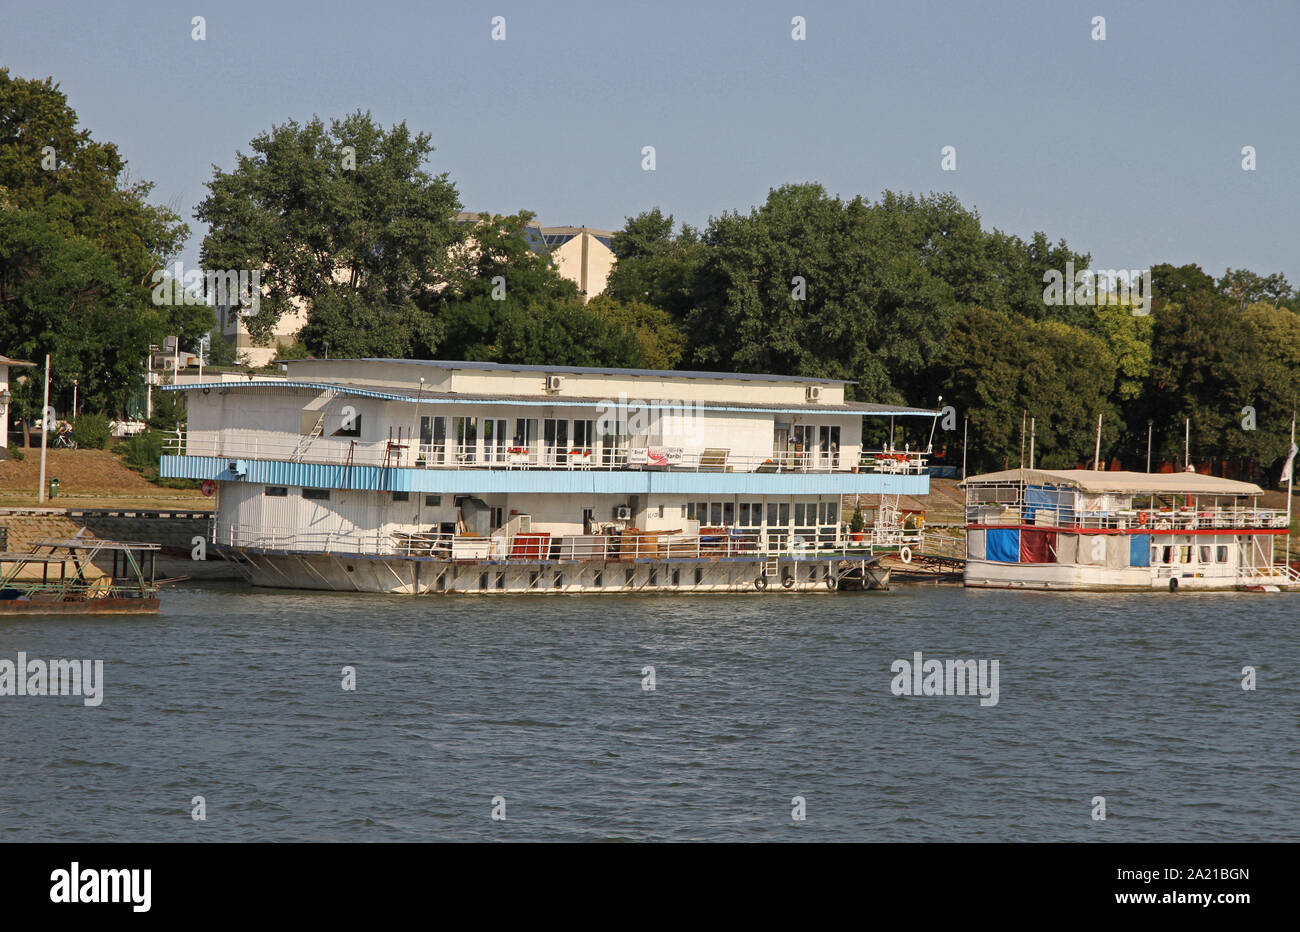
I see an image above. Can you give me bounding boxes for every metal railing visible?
[166,430,929,475]
[965,505,1289,531]
[212,521,876,560]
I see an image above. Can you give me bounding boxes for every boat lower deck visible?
[220,547,890,595]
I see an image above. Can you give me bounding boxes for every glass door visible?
[512,418,538,465]
[818,425,840,469]
[419,415,446,466]
[483,418,508,465]
[572,419,594,465]
[543,418,569,466]
[453,417,477,464]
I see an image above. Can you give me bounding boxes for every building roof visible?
[962,468,1265,496]
[163,379,938,417]
[289,358,857,385]
[0,355,36,367]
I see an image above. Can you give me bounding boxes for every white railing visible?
[167,430,929,475]
[212,522,877,560]
[966,505,1290,531]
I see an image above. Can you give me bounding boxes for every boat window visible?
[739,503,750,525]
[1216,545,1229,563]
[723,502,734,525]
[1178,546,1191,564]
[1199,546,1212,564]
[710,503,722,526]
[265,486,288,497]
[302,488,329,500]
[1162,546,1173,564]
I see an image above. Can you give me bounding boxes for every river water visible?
[1,583,1296,842]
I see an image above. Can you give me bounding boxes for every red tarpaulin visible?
[509,533,551,559]
[1019,528,1057,563]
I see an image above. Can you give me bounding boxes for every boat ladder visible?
[763,558,779,577]
[292,413,326,462]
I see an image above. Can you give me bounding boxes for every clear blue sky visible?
[4,0,1297,282]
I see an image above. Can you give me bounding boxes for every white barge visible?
[961,468,1298,591]
[161,359,936,594]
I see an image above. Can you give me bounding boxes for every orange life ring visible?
[1138,511,1149,526]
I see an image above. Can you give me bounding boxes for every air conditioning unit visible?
[227,460,247,477]
[546,375,564,392]
[614,505,632,520]
[806,385,822,402]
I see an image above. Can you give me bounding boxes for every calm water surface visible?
[1,583,1296,841]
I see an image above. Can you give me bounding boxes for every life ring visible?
[201,479,216,497]
[899,546,912,564]
[754,576,767,591]
[782,575,795,590]
[1138,511,1149,526]
[1169,577,1179,592]
[825,575,838,591]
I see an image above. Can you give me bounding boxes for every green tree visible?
[196,111,465,356]
[0,69,198,420]
[585,295,686,370]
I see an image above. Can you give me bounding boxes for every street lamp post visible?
[1146,420,1153,473]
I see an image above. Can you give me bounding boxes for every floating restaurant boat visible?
[0,537,162,613]
[160,359,936,594]
[961,469,1298,591]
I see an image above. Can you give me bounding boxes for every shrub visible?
[6,444,24,461]
[121,430,165,479]
[71,413,112,449]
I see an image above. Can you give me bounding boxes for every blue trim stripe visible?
[161,456,930,496]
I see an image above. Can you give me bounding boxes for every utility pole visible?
[71,379,78,419]
[1146,420,1153,473]
[1184,417,1190,471]
[1285,412,1296,574]
[37,354,50,503]
[1029,416,1036,469]
[1093,412,1102,471]
[962,415,968,480]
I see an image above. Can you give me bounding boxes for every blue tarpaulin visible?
[1130,533,1151,567]
[986,527,1020,563]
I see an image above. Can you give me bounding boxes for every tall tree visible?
[196,111,465,357]
[0,69,199,418]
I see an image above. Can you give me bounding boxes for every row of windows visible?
[471,564,825,591]
[685,501,840,527]
[1156,544,1232,565]
[267,487,440,506]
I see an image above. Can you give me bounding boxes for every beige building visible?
[539,226,617,300]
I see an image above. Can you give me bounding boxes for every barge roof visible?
[306,358,855,385]
[961,468,1265,496]
[163,380,938,417]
